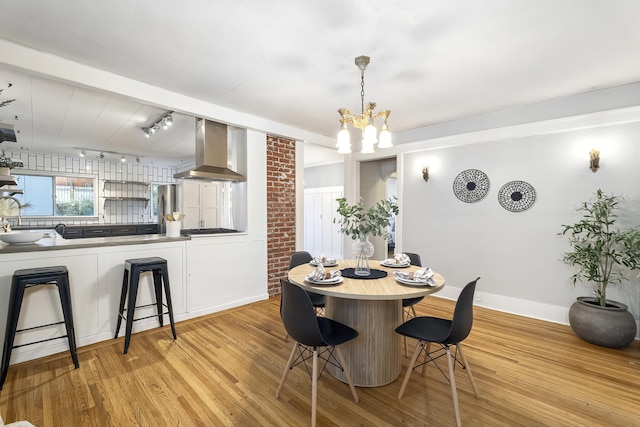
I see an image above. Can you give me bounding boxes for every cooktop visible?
[180,228,239,235]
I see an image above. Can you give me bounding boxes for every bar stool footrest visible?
[12,334,70,349]
[16,320,65,333]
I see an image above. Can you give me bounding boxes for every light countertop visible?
[0,233,191,254]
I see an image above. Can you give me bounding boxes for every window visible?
[14,173,97,217]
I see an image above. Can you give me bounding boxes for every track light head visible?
[142,111,174,137]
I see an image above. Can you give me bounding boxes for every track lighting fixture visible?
[74,147,141,163]
[141,111,174,137]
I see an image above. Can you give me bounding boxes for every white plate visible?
[310,260,338,267]
[381,260,410,268]
[305,275,344,285]
[394,276,435,287]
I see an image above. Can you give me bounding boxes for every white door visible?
[180,181,220,229]
[181,180,201,229]
[304,187,343,259]
[200,183,219,228]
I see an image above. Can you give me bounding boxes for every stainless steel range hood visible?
[173,118,246,182]
[0,123,17,143]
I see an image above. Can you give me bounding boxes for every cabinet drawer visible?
[83,228,112,237]
[62,228,84,239]
[136,224,158,234]
[112,226,137,235]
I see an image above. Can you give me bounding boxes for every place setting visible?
[305,263,343,286]
[380,253,411,268]
[309,254,338,267]
[393,267,437,287]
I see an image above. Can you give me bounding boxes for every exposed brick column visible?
[266,135,296,297]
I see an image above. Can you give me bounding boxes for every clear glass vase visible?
[352,234,375,276]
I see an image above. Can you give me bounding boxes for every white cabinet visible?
[0,241,186,365]
[185,235,267,316]
[180,181,220,229]
[0,230,268,365]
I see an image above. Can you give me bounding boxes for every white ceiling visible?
[0,0,639,167]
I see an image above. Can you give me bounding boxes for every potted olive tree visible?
[335,197,398,276]
[0,153,23,176]
[559,189,640,348]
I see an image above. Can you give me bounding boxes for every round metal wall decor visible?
[452,169,490,203]
[498,180,536,212]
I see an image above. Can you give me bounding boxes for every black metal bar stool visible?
[114,257,177,354]
[1,266,79,390]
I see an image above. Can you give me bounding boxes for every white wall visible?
[397,117,640,330]
[5,149,175,226]
[304,163,344,189]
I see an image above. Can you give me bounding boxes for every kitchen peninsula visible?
[0,229,268,366]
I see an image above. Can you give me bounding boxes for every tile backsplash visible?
[4,150,177,227]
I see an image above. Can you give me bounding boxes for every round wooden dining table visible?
[288,259,445,387]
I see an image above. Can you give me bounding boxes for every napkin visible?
[312,254,336,265]
[383,253,411,265]
[394,267,435,283]
[309,264,342,281]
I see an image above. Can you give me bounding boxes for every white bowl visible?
[0,230,46,244]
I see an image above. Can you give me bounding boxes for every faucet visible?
[0,196,23,226]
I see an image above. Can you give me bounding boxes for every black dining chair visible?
[401,252,423,355]
[283,251,327,341]
[276,279,359,427]
[396,278,481,427]
[289,251,326,315]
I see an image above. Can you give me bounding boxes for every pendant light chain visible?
[360,70,365,115]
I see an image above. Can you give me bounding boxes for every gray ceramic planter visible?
[568,297,637,348]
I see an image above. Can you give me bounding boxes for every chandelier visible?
[336,55,392,154]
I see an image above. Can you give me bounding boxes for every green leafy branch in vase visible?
[334,197,399,240]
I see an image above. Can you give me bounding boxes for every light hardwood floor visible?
[1,295,639,426]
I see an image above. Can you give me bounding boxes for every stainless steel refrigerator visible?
[157,184,178,233]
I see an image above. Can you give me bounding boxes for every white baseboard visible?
[435,286,639,339]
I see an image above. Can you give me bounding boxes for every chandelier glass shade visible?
[336,56,392,154]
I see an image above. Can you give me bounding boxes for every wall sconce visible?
[589,149,600,173]
[422,165,430,183]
